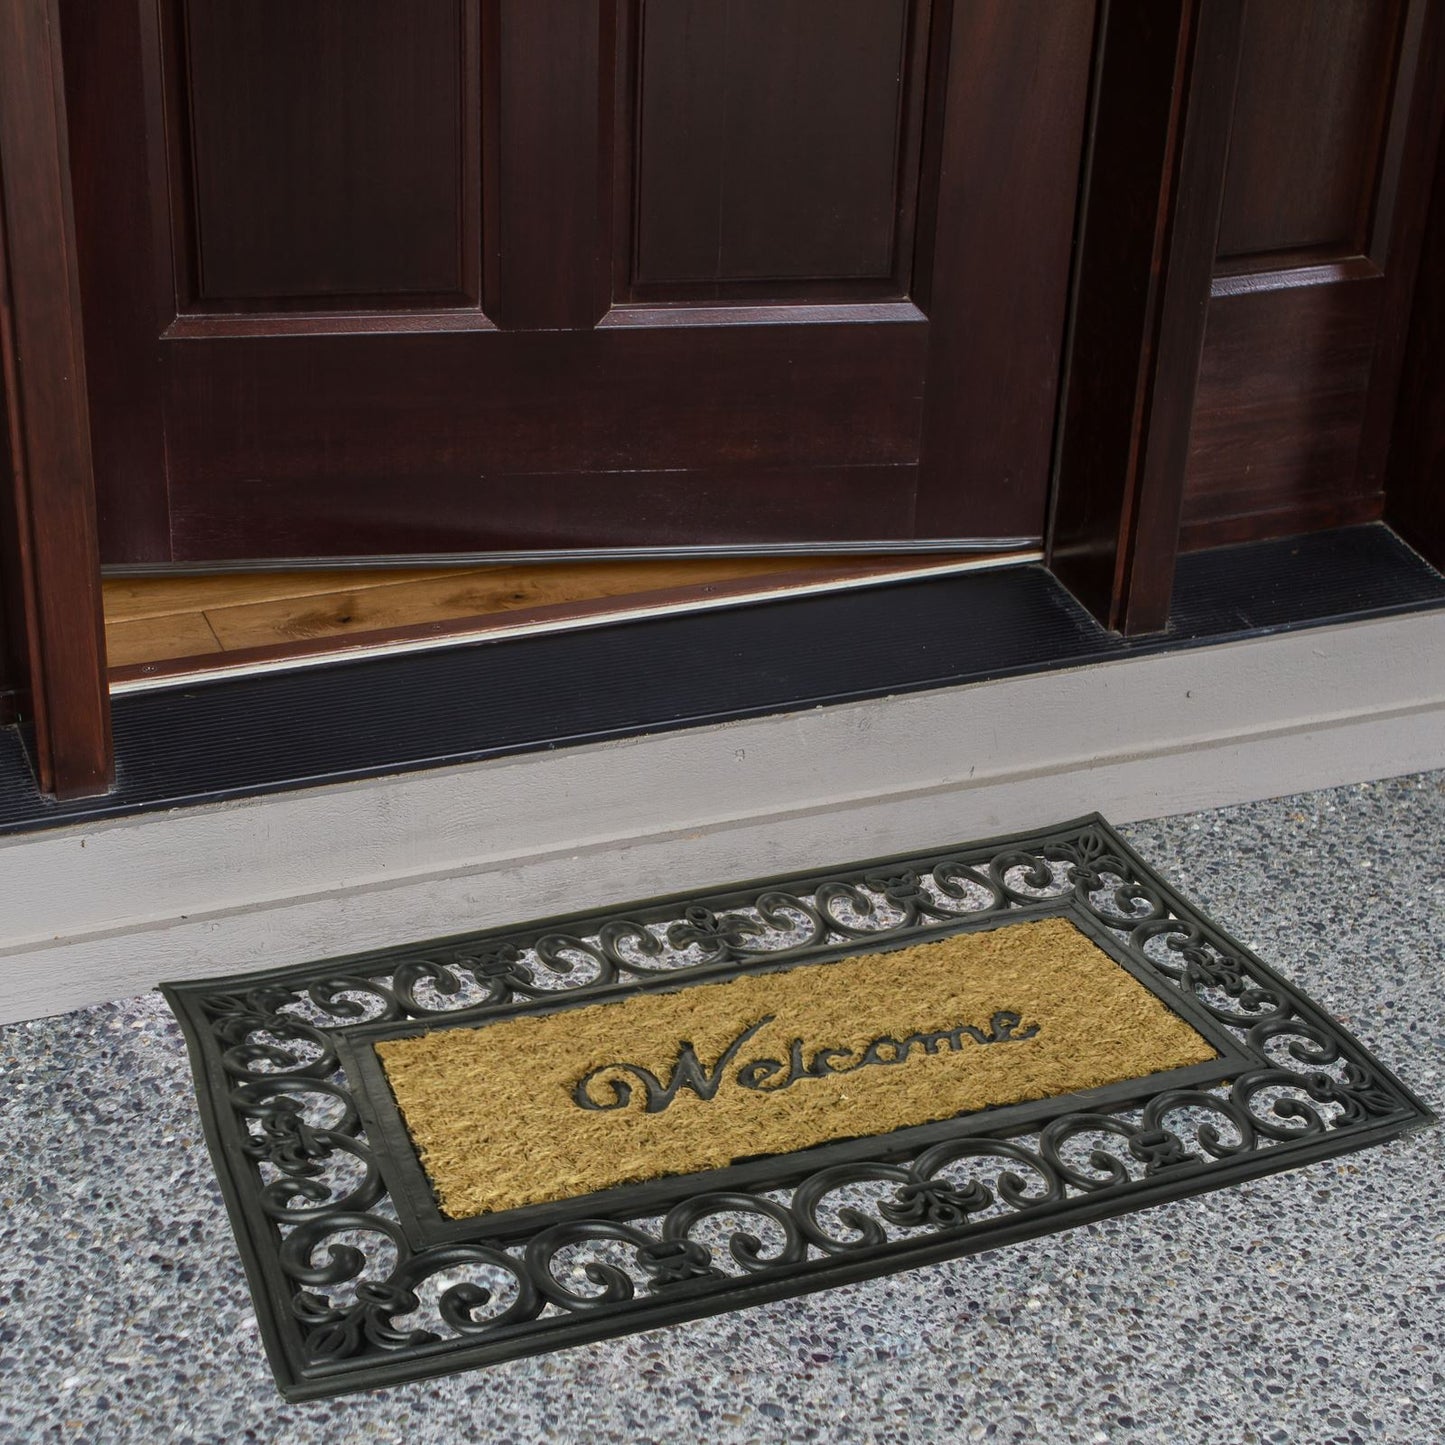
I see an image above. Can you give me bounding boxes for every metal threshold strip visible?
[101,537,1043,575]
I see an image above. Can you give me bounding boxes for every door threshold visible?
[3,523,1440,837]
[108,552,1037,694]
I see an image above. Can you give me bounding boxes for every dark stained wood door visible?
[62,1,1095,565]
[1179,0,1444,550]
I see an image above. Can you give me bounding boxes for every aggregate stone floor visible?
[1,771,1442,1445]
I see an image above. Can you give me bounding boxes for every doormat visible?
[163,816,1434,1400]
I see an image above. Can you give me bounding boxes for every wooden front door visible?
[62,1,1095,566]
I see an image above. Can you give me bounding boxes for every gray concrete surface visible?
[1,771,1441,1444]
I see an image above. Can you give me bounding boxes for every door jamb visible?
[0,0,113,799]
[1385,0,1445,569]
[1047,0,1246,636]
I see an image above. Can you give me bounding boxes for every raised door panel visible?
[1216,0,1403,260]
[171,0,481,309]
[1181,281,1381,544]
[1180,0,1434,549]
[628,0,925,296]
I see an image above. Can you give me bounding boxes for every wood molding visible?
[0,0,112,797]
[1362,0,1445,507]
[1385,1,1445,569]
[914,0,1096,537]
[1177,0,1441,554]
[1049,0,1246,634]
[1387,101,1445,568]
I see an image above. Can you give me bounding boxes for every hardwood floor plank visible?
[198,557,856,652]
[103,554,1006,682]
[101,566,482,623]
[105,611,223,668]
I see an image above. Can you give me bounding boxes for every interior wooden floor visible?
[103,554,1001,685]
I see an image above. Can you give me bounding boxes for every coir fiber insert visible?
[376,918,1215,1220]
[163,816,1435,1400]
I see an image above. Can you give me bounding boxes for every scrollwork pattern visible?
[169,818,1426,1392]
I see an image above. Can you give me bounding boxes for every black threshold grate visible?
[162,817,1434,1400]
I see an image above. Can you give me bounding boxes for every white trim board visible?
[3,608,1443,1023]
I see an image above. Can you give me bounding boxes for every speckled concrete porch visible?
[2,772,1441,1445]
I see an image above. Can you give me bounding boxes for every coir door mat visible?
[163,817,1434,1400]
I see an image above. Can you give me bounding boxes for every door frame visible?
[0,0,112,798]
[4,0,1443,800]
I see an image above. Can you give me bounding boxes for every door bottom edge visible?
[101,537,1042,578]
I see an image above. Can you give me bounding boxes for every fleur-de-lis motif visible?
[880,1178,994,1229]
[1300,1064,1399,1125]
[200,987,297,1036]
[665,905,761,956]
[234,1089,329,1175]
[1128,1126,1197,1174]
[462,943,536,990]
[1187,949,1279,1012]
[635,1238,720,1287]
[863,869,926,906]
